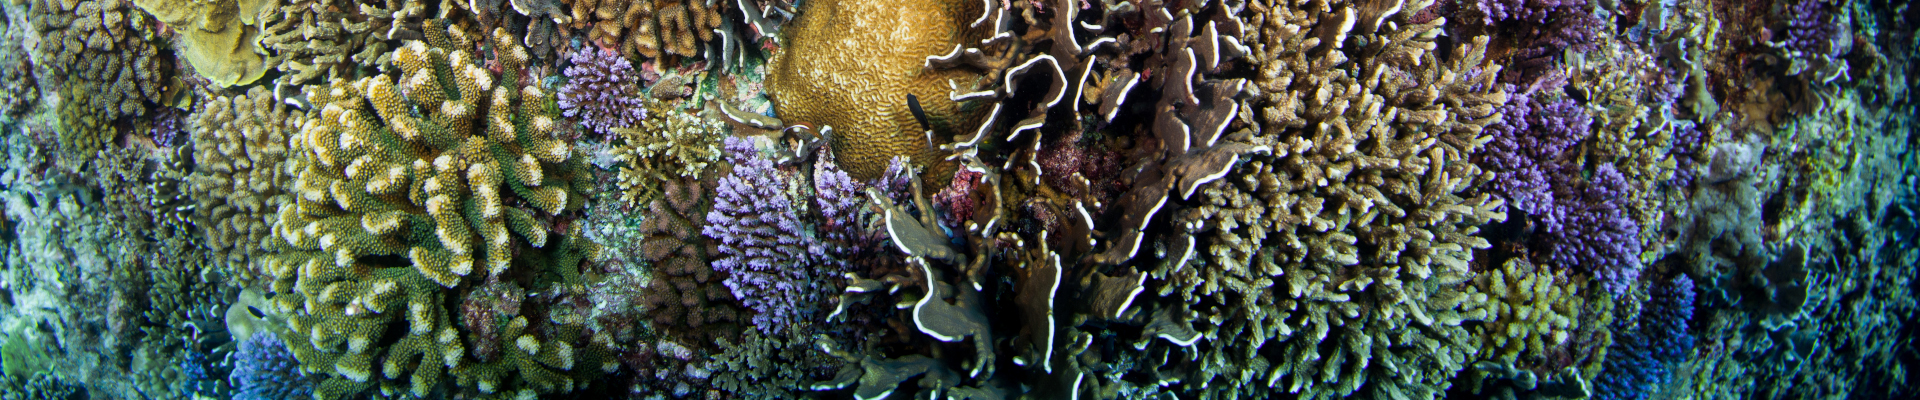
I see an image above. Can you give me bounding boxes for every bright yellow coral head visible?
[765,0,991,181]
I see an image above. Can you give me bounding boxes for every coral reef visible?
[264,25,609,399]
[230,331,316,400]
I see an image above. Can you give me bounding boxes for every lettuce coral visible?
[265,25,609,399]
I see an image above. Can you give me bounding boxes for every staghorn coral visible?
[264,26,610,399]
[1160,0,1513,397]
[566,0,728,62]
[257,0,426,86]
[28,0,167,119]
[764,0,991,181]
[558,47,648,137]
[187,86,304,287]
[702,135,829,334]
[607,100,725,207]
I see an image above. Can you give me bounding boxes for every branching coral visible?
[257,0,425,86]
[1158,0,1512,397]
[1592,275,1694,400]
[633,176,744,348]
[265,25,610,399]
[230,331,316,400]
[608,100,725,207]
[1470,259,1610,379]
[558,47,648,137]
[703,136,829,334]
[1480,90,1643,293]
[188,87,305,287]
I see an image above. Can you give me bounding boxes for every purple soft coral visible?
[558,47,648,137]
[704,136,829,334]
[1481,90,1643,294]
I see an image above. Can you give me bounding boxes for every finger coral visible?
[187,87,305,287]
[28,0,167,119]
[566,0,728,62]
[265,25,609,399]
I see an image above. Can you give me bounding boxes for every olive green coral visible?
[1160,0,1512,398]
[188,86,305,287]
[258,0,425,86]
[29,0,167,119]
[54,82,115,171]
[608,101,724,207]
[265,25,609,399]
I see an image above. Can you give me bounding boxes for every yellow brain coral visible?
[765,0,991,181]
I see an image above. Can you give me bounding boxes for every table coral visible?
[187,87,305,287]
[264,25,609,399]
[764,0,992,181]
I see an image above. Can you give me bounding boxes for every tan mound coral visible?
[29,0,167,119]
[187,86,304,287]
[566,0,727,61]
[765,0,991,181]
[265,26,610,399]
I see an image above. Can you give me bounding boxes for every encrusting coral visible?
[263,25,611,399]
[187,86,305,287]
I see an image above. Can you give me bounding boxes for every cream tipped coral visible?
[267,25,605,400]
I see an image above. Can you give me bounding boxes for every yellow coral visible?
[765,0,991,181]
[608,100,725,207]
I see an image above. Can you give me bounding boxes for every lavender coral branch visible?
[1482,91,1643,293]
[559,47,649,137]
[704,136,829,334]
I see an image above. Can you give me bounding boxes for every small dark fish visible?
[907,94,932,132]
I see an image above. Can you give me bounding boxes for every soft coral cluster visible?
[1481,90,1643,293]
[703,136,830,334]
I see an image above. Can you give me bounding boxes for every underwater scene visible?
[0,0,1914,398]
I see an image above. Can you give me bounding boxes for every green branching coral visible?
[1160,0,1512,398]
[265,25,610,399]
[608,101,724,207]
[188,86,305,287]
[1466,259,1613,398]
[258,0,425,86]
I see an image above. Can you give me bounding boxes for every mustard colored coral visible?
[765,0,991,180]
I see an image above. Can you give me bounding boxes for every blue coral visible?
[229,331,313,400]
[1482,91,1643,293]
[1593,275,1696,400]
[558,47,649,137]
[704,136,830,334]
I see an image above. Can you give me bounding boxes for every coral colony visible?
[0,0,1914,399]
